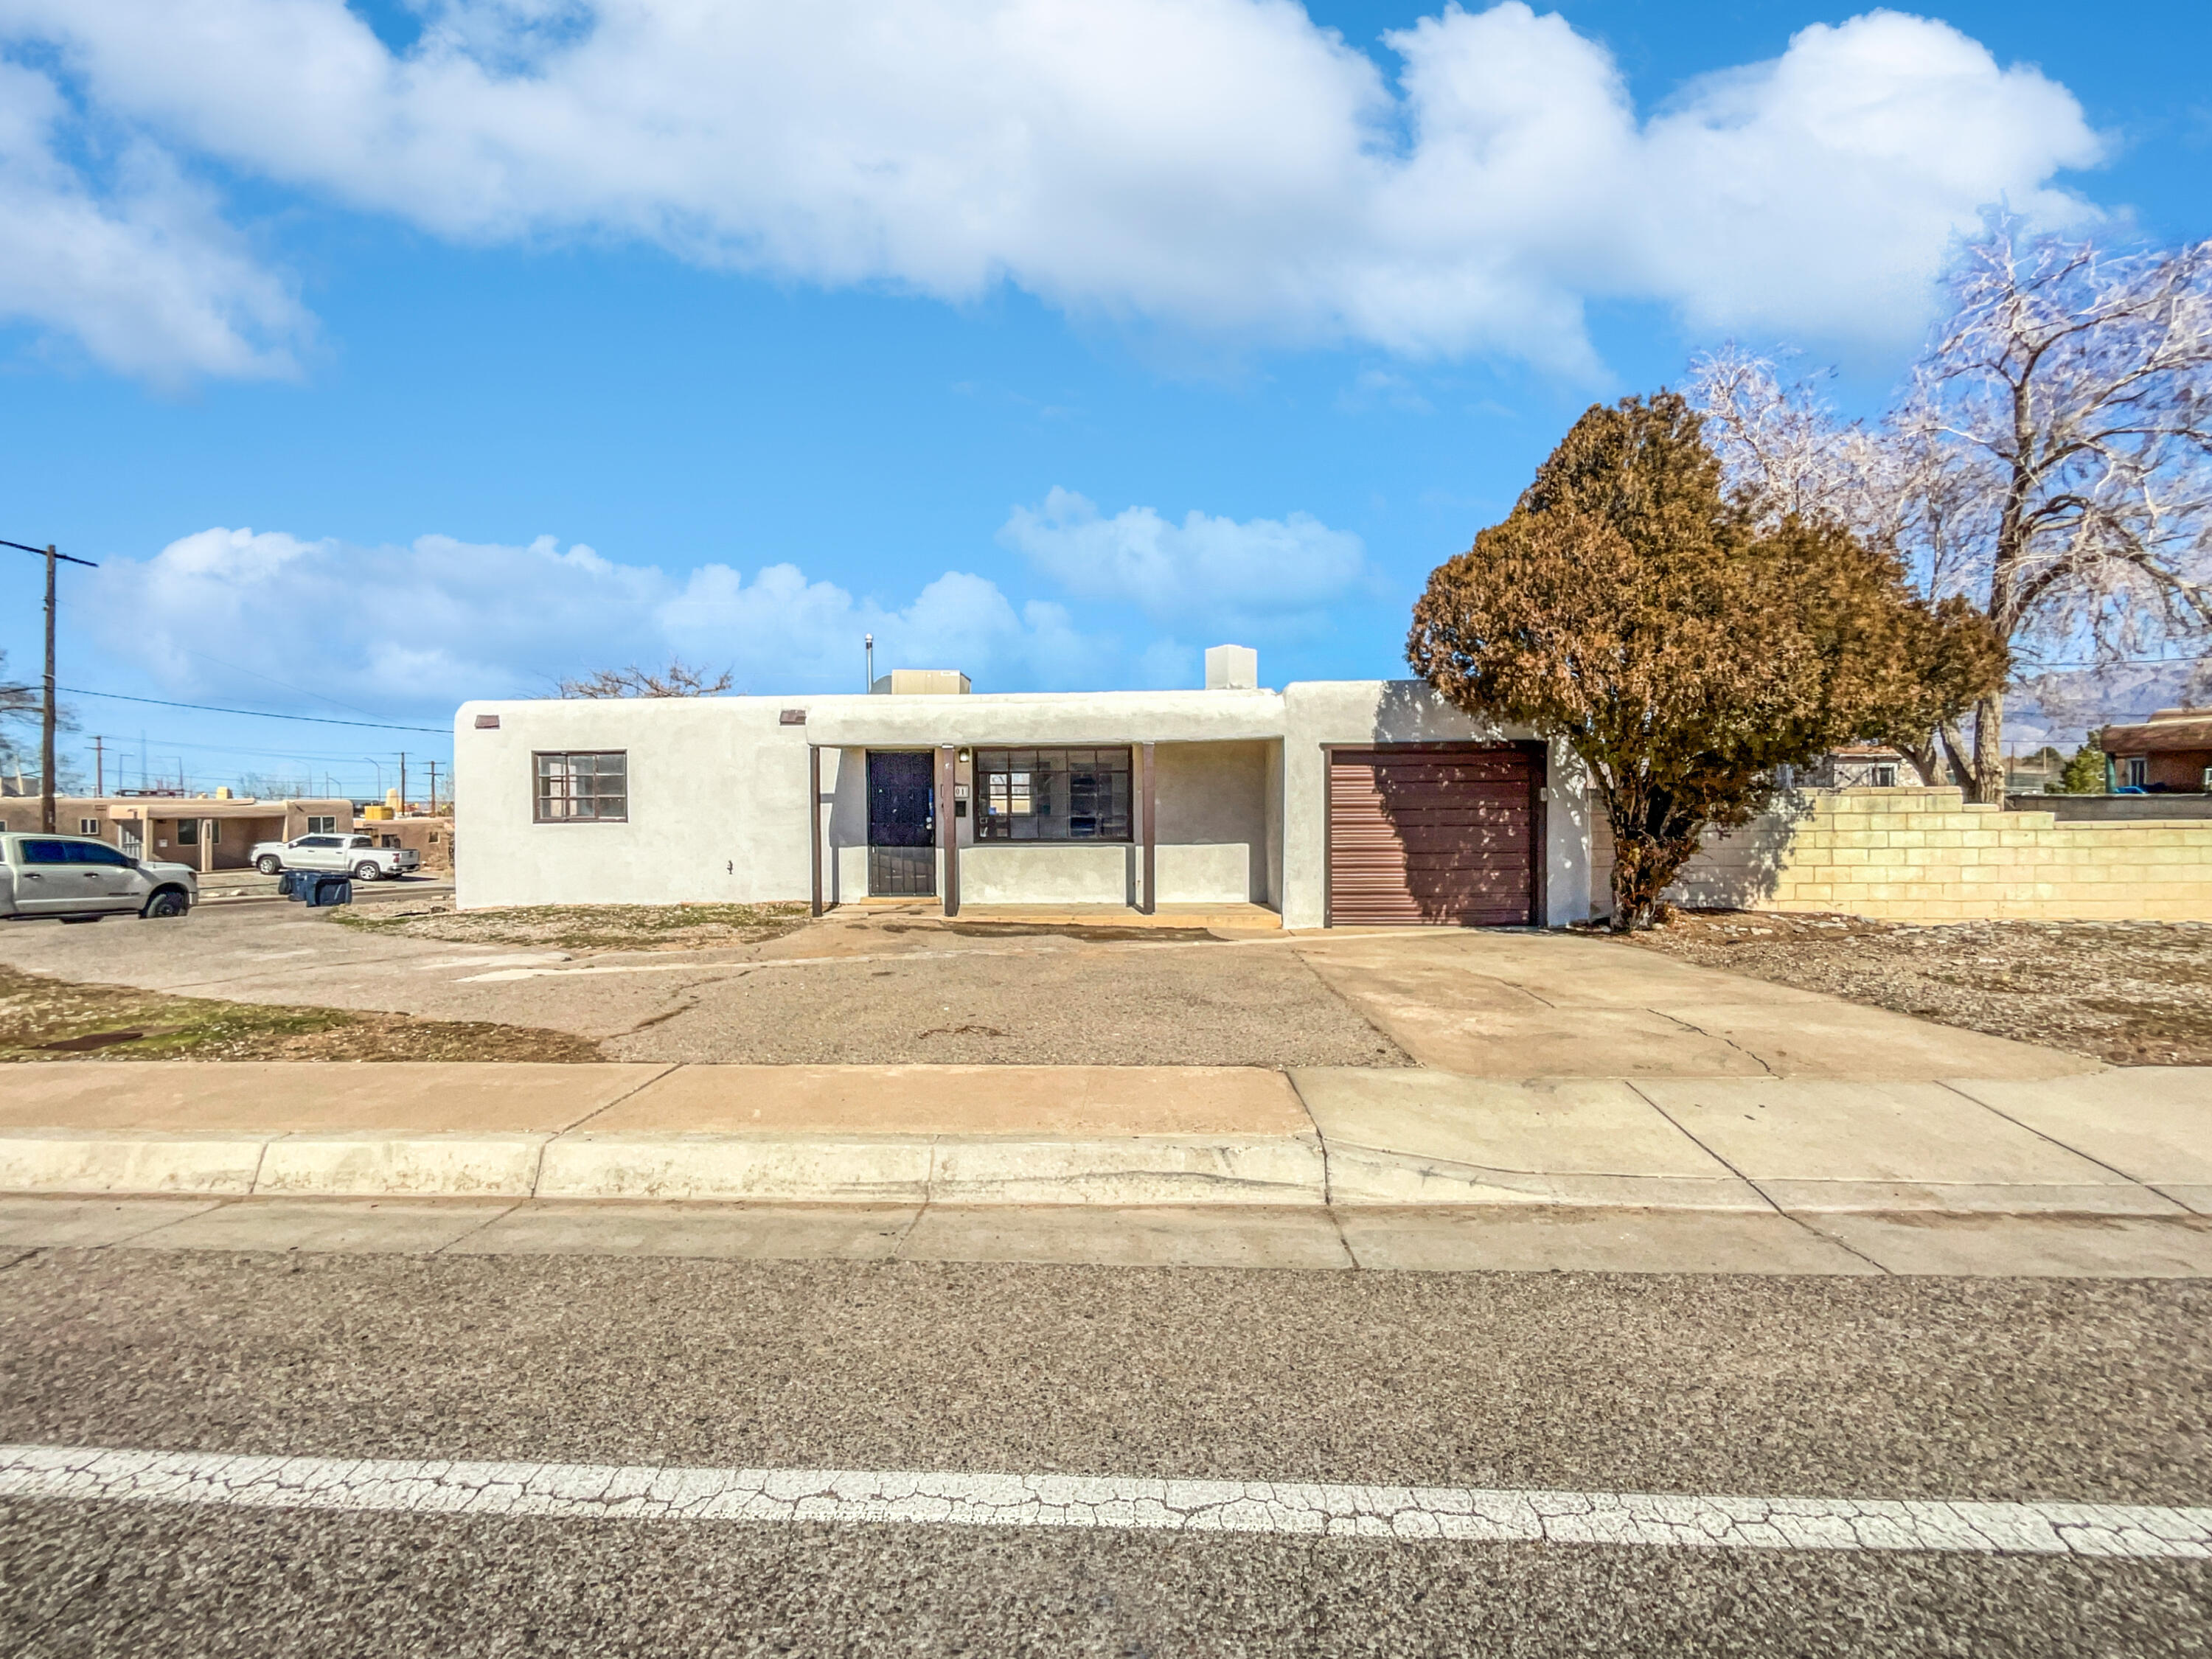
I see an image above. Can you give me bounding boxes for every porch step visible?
[844,901,1281,931]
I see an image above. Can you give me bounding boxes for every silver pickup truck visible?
[0,832,198,922]
[249,832,420,882]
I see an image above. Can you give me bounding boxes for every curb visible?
[0,1128,1331,1208]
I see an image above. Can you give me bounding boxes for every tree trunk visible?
[1937,718,1975,791]
[1969,690,2006,804]
[1902,734,1944,787]
[1601,785,1701,931]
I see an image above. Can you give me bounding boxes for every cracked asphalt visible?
[1,1248,2206,1654]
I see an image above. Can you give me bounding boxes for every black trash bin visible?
[304,874,352,908]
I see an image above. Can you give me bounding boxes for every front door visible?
[867,751,937,897]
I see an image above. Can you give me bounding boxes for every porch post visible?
[1140,742,1156,915]
[809,745,823,918]
[937,743,960,917]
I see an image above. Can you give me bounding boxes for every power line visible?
[55,686,447,733]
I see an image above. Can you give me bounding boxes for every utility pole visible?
[2,537,100,833]
[93,736,104,798]
[426,760,439,814]
[399,751,408,813]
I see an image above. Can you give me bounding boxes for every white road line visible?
[1,1447,2205,1557]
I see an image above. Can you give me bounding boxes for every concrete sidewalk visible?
[0,1060,2205,1218]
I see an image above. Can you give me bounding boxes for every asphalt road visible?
[2,1248,2206,1655]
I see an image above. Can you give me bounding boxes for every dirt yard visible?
[0,963,603,1063]
[333,900,810,952]
[1624,911,2212,1066]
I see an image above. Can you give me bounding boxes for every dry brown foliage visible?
[1408,392,2002,930]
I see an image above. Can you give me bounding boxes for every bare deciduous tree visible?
[1693,223,2212,802]
[556,660,737,698]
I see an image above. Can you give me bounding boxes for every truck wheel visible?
[142,888,190,919]
[352,862,382,882]
[255,855,282,874]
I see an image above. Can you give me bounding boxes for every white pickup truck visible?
[0,831,198,921]
[250,832,420,882]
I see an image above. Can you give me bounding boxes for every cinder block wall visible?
[1590,787,2212,922]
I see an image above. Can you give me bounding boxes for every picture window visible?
[975,748,1132,841]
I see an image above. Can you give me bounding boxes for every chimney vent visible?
[1204,644,1258,691]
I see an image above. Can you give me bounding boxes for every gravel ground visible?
[335,900,810,952]
[0,963,602,1063]
[1624,911,2212,1065]
[602,939,1413,1066]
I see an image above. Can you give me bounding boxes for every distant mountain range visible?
[2008,660,2208,751]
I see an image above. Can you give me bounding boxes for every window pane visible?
[535,751,628,823]
[973,747,1131,841]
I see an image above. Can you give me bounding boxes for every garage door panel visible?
[1328,743,1541,927]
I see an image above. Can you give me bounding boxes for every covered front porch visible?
[801,689,1285,921]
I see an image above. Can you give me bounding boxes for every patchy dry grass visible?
[333,900,811,953]
[1624,911,2212,1066]
[0,963,602,1062]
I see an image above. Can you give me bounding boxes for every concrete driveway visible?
[0,900,2098,1077]
[1291,929,2098,1080]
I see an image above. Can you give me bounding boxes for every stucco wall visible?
[455,697,816,909]
[961,844,1130,904]
[459,697,1288,910]
[1277,680,1594,929]
[1153,740,1270,903]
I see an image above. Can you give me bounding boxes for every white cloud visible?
[91,526,1114,711]
[0,1,2103,380]
[0,62,305,383]
[1000,487,1368,630]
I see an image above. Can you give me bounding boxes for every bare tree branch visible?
[1691,220,2212,802]
[556,659,737,698]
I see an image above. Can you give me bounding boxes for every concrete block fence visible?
[1593,787,2212,922]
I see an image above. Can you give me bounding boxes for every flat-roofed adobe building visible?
[2101,706,2212,794]
[453,647,1601,930]
[0,793,355,871]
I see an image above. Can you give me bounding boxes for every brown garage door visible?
[1327,744,1543,926]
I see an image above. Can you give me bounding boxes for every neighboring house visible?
[355,813,454,870]
[2100,707,2212,793]
[1812,745,1916,789]
[455,647,1599,929]
[0,794,356,871]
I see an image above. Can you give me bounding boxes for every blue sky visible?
[0,0,2206,797]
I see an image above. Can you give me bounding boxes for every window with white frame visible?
[535,751,628,822]
[78,818,100,835]
[2125,757,2147,788]
[307,815,336,835]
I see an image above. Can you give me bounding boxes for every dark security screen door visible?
[867,751,937,897]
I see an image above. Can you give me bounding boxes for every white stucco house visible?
[453,647,1599,929]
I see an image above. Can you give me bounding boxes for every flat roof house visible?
[453,647,1600,929]
[2101,707,2212,793]
[0,794,355,870]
